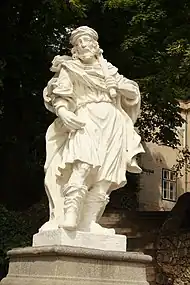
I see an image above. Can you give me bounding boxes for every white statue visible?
[41,26,144,235]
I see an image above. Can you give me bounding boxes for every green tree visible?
[0,0,85,208]
[82,0,190,146]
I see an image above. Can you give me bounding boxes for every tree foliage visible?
[0,0,85,208]
[86,0,190,146]
[0,201,48,280]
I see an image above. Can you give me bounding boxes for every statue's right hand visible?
[57,107,85,131]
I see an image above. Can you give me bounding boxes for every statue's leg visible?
[39,162,62,232]
[59,161,91,231]
[78,180,115,235]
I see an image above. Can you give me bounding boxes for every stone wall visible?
[156,231,190,284]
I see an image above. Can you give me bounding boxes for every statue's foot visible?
[39,220,58,233]
[79,221,115,235]
[90,222,115,235]
[58,211,78,231]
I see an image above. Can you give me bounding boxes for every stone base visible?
[1,246,152,285]
[33,229,127,252]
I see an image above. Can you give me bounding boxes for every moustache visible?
[79,48,93,54]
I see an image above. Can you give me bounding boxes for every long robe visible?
[43,55,144,220]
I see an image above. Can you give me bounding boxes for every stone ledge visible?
[8,245,152,264]
[1,276,150,285]
[2,245,152,285]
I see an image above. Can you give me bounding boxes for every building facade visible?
[139,100,190,211]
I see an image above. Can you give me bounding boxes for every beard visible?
[77,48,97,62]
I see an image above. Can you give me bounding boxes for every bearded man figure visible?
[41,26,144,235]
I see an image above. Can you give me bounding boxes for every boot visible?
[78,190,115,235]
[59,183,88,231]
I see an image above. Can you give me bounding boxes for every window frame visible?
[162,168,177,202]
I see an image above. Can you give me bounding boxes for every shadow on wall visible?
[108,172,140,211]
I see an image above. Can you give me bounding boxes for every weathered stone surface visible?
[33,228,126,252]
[1,246,152,285]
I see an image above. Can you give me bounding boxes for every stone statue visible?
[41,26,144,235]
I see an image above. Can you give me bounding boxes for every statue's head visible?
[70,26,101,63]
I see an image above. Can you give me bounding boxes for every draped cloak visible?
[43,55,144,220]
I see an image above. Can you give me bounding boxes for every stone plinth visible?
[33,229,126,252]
[1,246,152,285]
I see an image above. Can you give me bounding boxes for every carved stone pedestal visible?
[33,229,127,252]
[1,246,152,285]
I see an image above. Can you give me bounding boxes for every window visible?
[162,169,177,201]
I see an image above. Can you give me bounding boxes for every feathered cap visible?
[70,26,98,46]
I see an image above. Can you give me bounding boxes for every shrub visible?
[0,200,48,280]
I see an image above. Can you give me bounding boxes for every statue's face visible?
[75,35,97,62]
